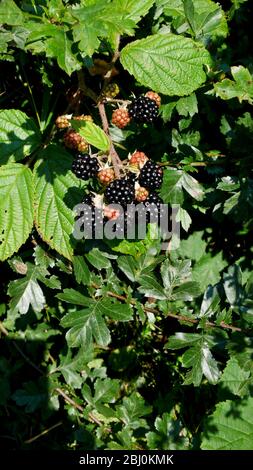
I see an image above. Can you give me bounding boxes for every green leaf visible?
[0,109,41,164]
[147,412,188,450]
[120,0,155,22]
[120,33,211,96]
[175,207,192,232]
[8,262,60,314]
[182,341,220,386]
[86,248,111,270]
[57,289,93,307]
[82,378,120,406]
[0,163,34,261]
[219,358,250,397]
[33,144,83,260]
[199,285,220,318]
[160,169,203,204]
[223,265,243,306]
[192,252,227,292]
[213,66,253,104]
[12,380,47,412]
[166,332,203,350]
[116,392,152,429]
[0,0,24,26]
[27,24,81,76]
[58,349,90,389]
[73,256,91,285]
[181,172,204,201]
[138,273,167,300]
[71,120,110,151]
[60,300,112,349]
[201,397,253,449]
[117,255,138,282]
[100,300,133,322]
[176,93,198,117]
[177,231,206,261]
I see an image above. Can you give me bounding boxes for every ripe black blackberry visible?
[139,160,163,190]
[128,95,159,123]
[79,193,104,239]
[72,154,99,180]
[104,177,135,207]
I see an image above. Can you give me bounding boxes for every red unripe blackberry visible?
[55,115,70,129]
[104,176,135,207]
[72,154,99,180]
[128,96,159,123]
[129,151,149,169]
[145,91,161,107]
[135,187,149,202]
[139,160,163,190]
[98,168,115,185]
[73,114,93,123]
[64,129,88,152]
[112,108,131,128]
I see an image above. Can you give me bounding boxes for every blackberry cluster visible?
[139,160,163,190]
[104,176,135,207]
[128,96,159,123]
[72,154,99,180]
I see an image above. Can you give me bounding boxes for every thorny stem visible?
[90,284,244,333]
[98,101,123,178]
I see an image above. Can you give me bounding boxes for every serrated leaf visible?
[0,109,41,164]
[57,289,93,307]
[120,0,155,22]
[138,273,167,299]
[27,24,81,75]
[182,341,220,386]
[0,163,34,261]
[166,332,203,350]
[219,358,250,397]
[33,144,84,260]
[213,66,253,104]
[175,207,192,231]
[116,392,152,429]
[199,285,220,318]
[201,397,253,449]
[8,262,60,314]
[12,380,47,412]
[147,412,188,450]
[86,248,111,270]
[181,172,204,200]
[192,252,227,291]
[59,350,89,389]
[0,0,24,26]
[120,33,211,96]
[73,256,91,285]
[117,256,138,282]
[72,120,110,151]
[223,265,243,307]
[60,300,111,349]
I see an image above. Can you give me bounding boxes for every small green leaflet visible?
[73,256,91,285]
[213,66,253,104]
[12,380,47,413]
[60,298,133,349]
[121,33,211,96]
[160,169,204,204]
[146,412,188,450]
[8,263,61,315]
[71,120,110,152]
